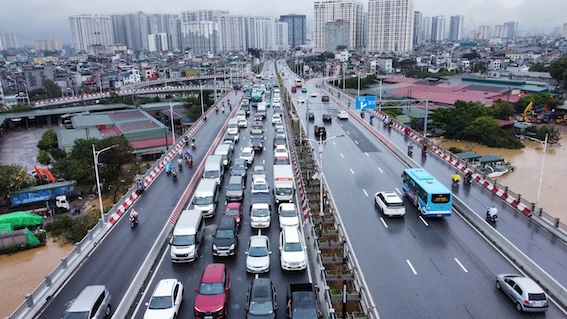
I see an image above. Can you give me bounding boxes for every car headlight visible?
[229,244,235,250]
[212,244,218,250]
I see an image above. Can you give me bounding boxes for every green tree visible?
[549,56,567,88]
[0,164,35,204]
[37,150,52,165]
[324,52,335,59]
[37,128,58,150]
[492,99,515,120]
[515,93,561,113]
[529,63,549,72]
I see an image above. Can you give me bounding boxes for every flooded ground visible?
[434,135,567,221]
[0,237,72,318]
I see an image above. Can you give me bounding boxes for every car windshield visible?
[204,170,219,178]
[253,168,265,175]
[280,209,297,217]
[253,183,268,191]
[234,162,245,170]
[195,196,213,205]
[293,308,318,318]
[284,242,302,252]
[215,229,234,239]
[227,183,241,191]
[275,158,289,165]
[199,282,224,295]
[171,234,195,246]
[276,188,293,196]
[148,295,173,310]
[252,208,269,217]
[64,312,89,319]
[241,151,251,158]
[248,300,274,315]
[275,137,285,143]
[249,245,268,257]
[251,137,262,143]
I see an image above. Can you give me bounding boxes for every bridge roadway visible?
[277,60,565,317]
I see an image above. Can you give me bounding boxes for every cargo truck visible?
[273,165,294,203]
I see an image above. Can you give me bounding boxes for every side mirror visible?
[145,302,149,306]
[195,288,198,292]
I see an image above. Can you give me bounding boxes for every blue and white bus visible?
[401,168,452,217]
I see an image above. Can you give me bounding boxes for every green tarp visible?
[0,223,14,233]
[0,211,44,229]
[25,228,40,245]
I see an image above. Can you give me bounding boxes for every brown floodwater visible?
[434,135,567,221]
[0,237,72,318]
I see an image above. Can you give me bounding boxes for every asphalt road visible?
[278,60,564,318]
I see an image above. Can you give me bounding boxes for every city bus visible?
[401,168,452,217]
[295,78,303,87]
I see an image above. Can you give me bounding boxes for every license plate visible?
[205,316,213,319]
[179,258,185,260]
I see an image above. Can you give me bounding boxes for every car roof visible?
[249,235,269,246]
[279,203,296,210]
[501,275,545,292]
[380,191,403,203]
[201,263,226,283]
[228,175,243,183]
[226,202,241,209]
[66,285,108,312]
[250,278,273,301]
[254,177,267,183]
[153,279,177,296]
[253,165,265,171]
[242,146,253,152]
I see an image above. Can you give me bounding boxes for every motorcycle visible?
[191,141,196,149]
[172,170,178,181]
[136,182,145,194]
[452,179,460,188]
[129,212,138,228]
[407,147,413,157]
[178,159,183,171]
[165,162,173,175]
[187,156,193,168]
[421,147,427,157]
[360,112,365,119]
[464,175,473,186]
[486,210,498,223]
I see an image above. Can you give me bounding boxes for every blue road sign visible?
[356,96,376,110]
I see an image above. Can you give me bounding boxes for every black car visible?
[314,124,327,139]
[321,95,330,103]
[250,135,264,152]
[226,175,245,202]
[242,103,251,116]
[245,278,277,319]
[322,114,332,123]
[230,158,248,184]
[212,217,238,257]
[308,112,315,121]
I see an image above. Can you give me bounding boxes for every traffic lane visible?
[322,147,560,318]
[38,94,236,318]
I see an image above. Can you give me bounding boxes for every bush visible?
[37,150,52,165]
[447,146,463,154]
[50,213,99,244]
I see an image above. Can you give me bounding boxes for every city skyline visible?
[1,0,566,45]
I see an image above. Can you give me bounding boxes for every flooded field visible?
[0,237,73,318]
[434,135,567,221]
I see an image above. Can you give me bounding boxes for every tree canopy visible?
[549,56,567,88]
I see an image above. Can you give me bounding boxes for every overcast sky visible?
[2,0,566,45]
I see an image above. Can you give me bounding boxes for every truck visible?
[273,165,294,203]
[286,283,321,319]
[9,180,78,212]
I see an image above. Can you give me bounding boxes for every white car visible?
[240,147,255,164]
[246,235,271,273]
[274,145,288,158]
[374,191,406,217]
[279,226,307,271]
[228,131,240,144]
[238,118,248,128]
[272,114,282,125]
[278,203,300,228]
[273,96,281,103]
[297,96,305,104]
[236,110,246,122]
[310,91,317,97]
[338,111,349,120]
[143,279,183,319]
[251,177,270,194]
[250,203,272,228]
[252,165,267,182]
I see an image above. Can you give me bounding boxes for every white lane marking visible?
[406,259,417,275]
[354,140,359,145]
[454,258,468,273]
[346,131,351,135]
[378,167,383,173]
[362,189,368,196]
[262,159,265,164]
[365,152,369,157]
[395,188,401,194]
[380,217,388,228]
[419,216,429,227]
[340,153,344,158]
[257,229,261,236]
[350,169,354,174]
[332,141,336,145]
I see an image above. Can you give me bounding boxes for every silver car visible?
[496,274,548,312]
[245,235,271,273]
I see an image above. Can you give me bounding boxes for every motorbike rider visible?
[177,157,183,166]
[465,171,473,183]
[190,138,196,149]
[360,111,365,118]
[487,206,498,220]
[452,172,461,184]
[129,209,138,223]
[421,144,427,156]
[407,143,414,155]
[369,113,375,124]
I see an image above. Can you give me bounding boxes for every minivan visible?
[203,155,224,186]
[170,209,204,263]
[63,285,111,319]
[225,175,245,202]
[227,118,239,135]
[193,179,219,218]
[212,217,238,257]
[257,102,267,118]
[214,143,233,167]
[279,227,307,271]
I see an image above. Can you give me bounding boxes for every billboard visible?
[355,96,376,110]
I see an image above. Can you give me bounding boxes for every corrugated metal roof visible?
[72,114,114,128]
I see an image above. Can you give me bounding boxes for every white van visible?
[257,101,267,118]
[227,118,239,135]
[170,209,204,263]
[203,155,224,186]
[193,179,219,218]
[214,144,233,167]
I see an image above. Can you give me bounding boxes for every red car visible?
[254,113,263,122]
[224,202,243,227]
[194,263,230,318]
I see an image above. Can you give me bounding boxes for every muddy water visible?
[0,237,72,318]
[434,136,567,221]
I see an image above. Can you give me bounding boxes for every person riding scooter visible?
[190,138,196,149]
[452,172,461,187]
[486,206,498,222]
[464,171,473,185]
[421,144,427,157]
[407,143,414,156]
[129,209,138,227]
[172,167,178,181]
[177,157,183,171]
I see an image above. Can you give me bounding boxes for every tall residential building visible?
[367,0,414,53]
[111,12,145,50]
[279,14,306,47]
[217,15,247,52]
[69,15,114,52]
[252,17,274,50]
[494,25,506,38]
[33,38,62,51]
[181,10,229,22]
[448,15,464,41]
[313,0,364,52]
[273,21,290,51]
[0,32,19,49]
[431,15,445,42]
[148,33,171,52]
[563,23,567,38]
[413,11,422,46]
[422,16,431,43]
[504,21,519,38]
[478,25,491,40]
[140,13,181,50]
[181,21,218,54]
[325,20,350,51]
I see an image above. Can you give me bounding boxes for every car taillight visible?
[524,300,530,304]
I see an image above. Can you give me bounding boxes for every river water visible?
[434,136,567,221]
[0,238,72,318]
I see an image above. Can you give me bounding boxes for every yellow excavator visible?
[516,102,533,122]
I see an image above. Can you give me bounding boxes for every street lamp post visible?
[92,144,119,226]
[21,81,30,107]
[526,134,548,212]
[304,134,344,216]
[200,82,205,116]
[169,101,176,143]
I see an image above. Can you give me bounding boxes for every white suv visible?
[279,226,307,271]
[278,203,300,228]
[374,191,406,217]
